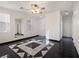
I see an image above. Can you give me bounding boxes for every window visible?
[0,13,10,32]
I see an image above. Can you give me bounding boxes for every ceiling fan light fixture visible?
[31,4,45,14]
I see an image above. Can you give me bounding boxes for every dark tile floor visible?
[26,42,40,49]
[44,37,78,58]
[0,36,78,58]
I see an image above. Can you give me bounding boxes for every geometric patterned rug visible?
[1,39,54,58]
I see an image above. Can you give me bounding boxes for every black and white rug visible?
[1,39,54,58]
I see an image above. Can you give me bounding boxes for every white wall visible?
[0,7,38,44]
[73,10,79,55]
[62,14,72,37]
[37,15,46,36]
[39,10,62,41]
[73,2,79,55]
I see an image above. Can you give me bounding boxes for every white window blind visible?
[0,13,10,32]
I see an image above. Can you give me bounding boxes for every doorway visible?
[62,14,72,37]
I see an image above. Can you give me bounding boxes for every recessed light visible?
[20,7,24,9]
[65,11,69,15]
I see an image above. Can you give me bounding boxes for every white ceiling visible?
[0,1,73,14]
